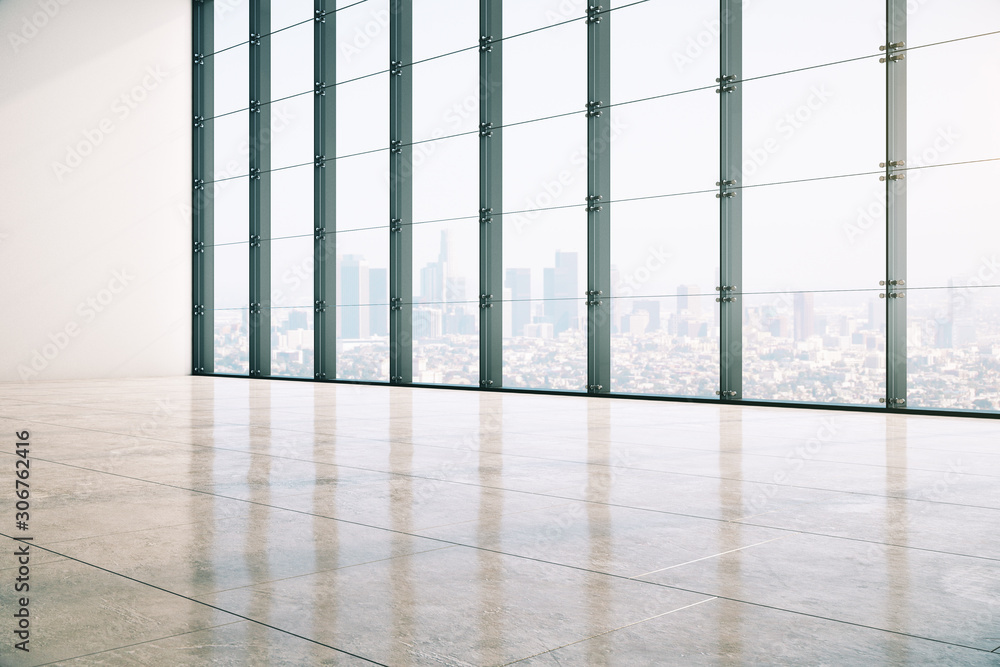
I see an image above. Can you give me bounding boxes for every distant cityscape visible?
[213,234,1000,412]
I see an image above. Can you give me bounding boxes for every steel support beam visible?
[249,0,271,378]
[718,0,743,401]
[192,0,214,375]
[479,0,502,389]
[586,5,611,395]
[884,0,908,408]
[389,0,413,384]
[315,1,336,380]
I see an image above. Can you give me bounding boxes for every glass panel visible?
[337,0,390,82]
[907,286,1000,411]
[908,0,1000,48]
[214,309,249,375]
[743,1,883,78]
[269,236,313,308]
[503,19,586,124]
[337,152,389,232]
[502,209,587,391]
[271,0,313,31]
[742,290,886,405]
[413,0,477,62]
[411,50,479,143]
[611,89,718,200]
[214,242,250,310]
[503,116,587,213]
[610,195,718,301]
[503,299,587,391]
[412,219,480,386]
[211,177,250,246]
[211,44,250,116]
[213,0,250,53]
[337,228,389,313]
[337,75,389,156]
[337,305,389,381]
[907,34,1000,166]
[270,307,313,379]
[909,161,1000,290]
[610,0,718,103]
[611,294,719,397]
[742,175,886,294]
[741,58,884,186]
[270,94,314,169]
[270,21,313,101]
[270,164,313,239]
[412,134,479,223]
[212,111,250,180]
[503,0,583,37]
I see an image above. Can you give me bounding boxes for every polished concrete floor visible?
[0,377,998,665]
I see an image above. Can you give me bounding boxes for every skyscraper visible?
[543,251,578,334]
[369,268,387,336]
[794,292,814,342]
[340,255,370,339]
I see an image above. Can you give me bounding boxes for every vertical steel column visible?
[479,0,502,389]
[586,5,611,395]
[883,0,908,408]
[718,0,743,400]
[193,0,214,374]
[315,2,336,380]
[249,0,271,377]
[389,0,413,384]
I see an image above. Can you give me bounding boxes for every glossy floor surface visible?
[0,377,998,665]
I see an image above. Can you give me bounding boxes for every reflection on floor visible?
[0,377,998,665]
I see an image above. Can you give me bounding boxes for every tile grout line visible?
[0,532,389,667]
[498,597,720,666]
[30,620,247,667]
[18,453,1000,567]
[629,537,788,579]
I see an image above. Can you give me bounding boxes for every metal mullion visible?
[250,0,272,378]
[389,0,413,384]
[586,5,611,395]
[315,1,336,380]
[885,0,908,408]
[719,0,742,401]
[479,0,502,389]
[193,0,215,374]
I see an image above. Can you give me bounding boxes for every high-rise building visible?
[505,268,531,336]
[633,300,661,331]
[794,292,815,341]
[677,285,701,315]
[369,268,388,336]
[543,251,578,334]
[340,255,370,339]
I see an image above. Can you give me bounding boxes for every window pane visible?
[742,175,886,294]
[503,116,587,213]
[908,0,1000,48]
[909,161,1000,289]
[270,236,313,308]
[215,242,249,310]
[214,309,249,375]
[214,1,250,53]
[611,1,717,103]
[211,44,249,116]
[270,164,313,239]
[503,19,586,124]
[212,111,250,180]
[337,152,389,232]
[611,89,718,200]
[907,286,1000,411]
[270,20,313,101]
[742,290,886,405]
[337,0,390,82]
[611,293,719,397]
[741,58,884,186]
[337,75,389,156]
[413,0,477,62]
[338,305,389,381]
[908,33,1000,167]
[412,134,479,223]
[411,50,479,143]
[271,0,313,31]
[270,308,313,379]
[743,1,883,78]
[211,177,250,246]
[503,0,583,37]
[503,300,587,391]
[270,94,314,170]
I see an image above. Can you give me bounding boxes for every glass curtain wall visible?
[195,0,1000,415]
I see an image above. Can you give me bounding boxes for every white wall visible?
[0,0,191,382]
